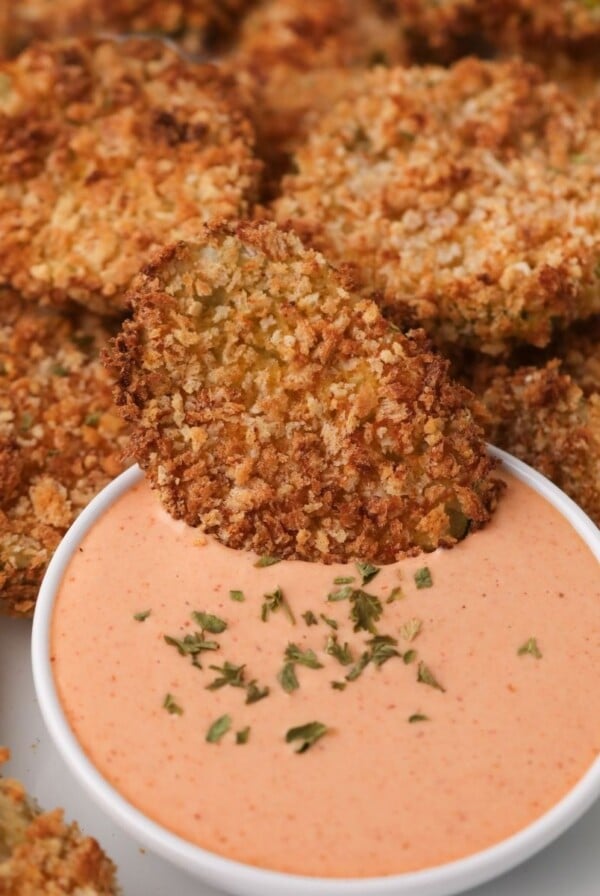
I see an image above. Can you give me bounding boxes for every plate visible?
[2,614,599,896]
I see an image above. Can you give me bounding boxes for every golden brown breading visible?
[0,749,118,895]
[553,316,600,397]
[475,361,600,526]
[0,0,254,59]
[0,291,130,617]
[490,1,600,53]
[392,0,489,61]
[107,220,502,564]
[274,58,600,355]
[0,37,261,315]
[224,0,412,179]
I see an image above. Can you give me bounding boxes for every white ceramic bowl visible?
[32,447,600,896]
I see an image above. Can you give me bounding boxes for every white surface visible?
[3,616,600,895]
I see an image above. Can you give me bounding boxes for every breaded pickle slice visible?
[0,291,129,617]
[0,37,261,315]
[275,58,600,354]
[109,221,502,564]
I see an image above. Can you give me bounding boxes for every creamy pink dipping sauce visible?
[51,472,600,878]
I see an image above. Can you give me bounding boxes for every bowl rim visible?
[31,447,600,896]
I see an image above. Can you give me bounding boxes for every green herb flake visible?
[325,634,353,666]
[133,609,151,622]
[350,589,382,634]
[84,412,101,427]
[206,714,231,743]
[386,586,404,603]
[19,412,33,432]
[345,651,371,682]
[285,721,329,753]
[414,567,433,589]
[408,713,429,723]
[517,637,542,659]
[278,662,299,693]
[400,618,422,642]
[333,576,355,585]
[302,610,319,626]
[245,680,270,704]
[163,693,183,715]
[368,634,400,668]
[417,661,445,692]
[356,562,380,585]
[50,362,69,377]
[254,555,281,568]
[206,661,246,690]
[236,726,250,745]
[229,589,245,602]
[331,681,347,691]
[163,632,219,666]
[284,643,323,669]
[261,586,295,625]
[403,649,417,664]
[327,585,354,602]
[319,613,338,630]
[192,611,227,634]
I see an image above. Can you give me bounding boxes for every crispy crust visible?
[274,58,600,354]
[223,0,412,179]
[107,220,502,564]
[0,0,254,59]
[0,37,261,315]
[392,1,489,61]
[0,291,130,617]
[490,1,600,53]
[476,361,600,526]
[0,750,118,894]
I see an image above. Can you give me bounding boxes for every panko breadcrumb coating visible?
[224,0,412,179]
[0,0,254,59]
[0,37,261,315]
[392,0,488,61]
[275,58,600,355]
[0,748,118,895]
[108,220,502,564]
[0,291,130,617]
[491,1,600,53]
[476,362,600,526]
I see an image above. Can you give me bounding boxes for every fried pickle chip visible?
[108,220,502,564]
[0,37,261,315]
[476,361,600,526]
[0,0,253,59]
[0,748,118,894]
[275,58,600,354]
[0,291,130,617]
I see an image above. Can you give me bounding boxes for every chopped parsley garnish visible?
[163,693,183,715]
[331,681,347,691]
[285,721,329,753]
[414,567,433,589]
[319,613,338,630]
[261,586,295,625]
[164,632,219,667]
[417,661,445,692]
[386,587,404,603]
[350,589,382,634]
[333,576,355,585]
[84,412,101,427]
[345,651,371,682]
[403,649,417,664]
[236,727,250,745]
[517,637,542,659]
[245,680,270,704]
[284,643,323,669]
[325,635,353,666]
[356,562,380,585]
[400,618,422,642]
[229,589,245,602]
[206,661,246,690]
[254,555,281,568]
[192,611,227,634]
[133,609,151,622]
[327,585,354,602]
[302,610,319,626]
[367,634,400,667]
[278,662,299,693]
[206,714,231,743]
[408,714,429,723]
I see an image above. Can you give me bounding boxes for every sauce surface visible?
[51,472,600,877]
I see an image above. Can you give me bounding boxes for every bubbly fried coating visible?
[553,316,600,397]
[0,749,118,895]
[476,362,600,526]
[108,220,502,564]
[224,0,412,178]
[0,37,261,315]
[0,291,130,618]
[274,58,600,355]
[0,0,254,59]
